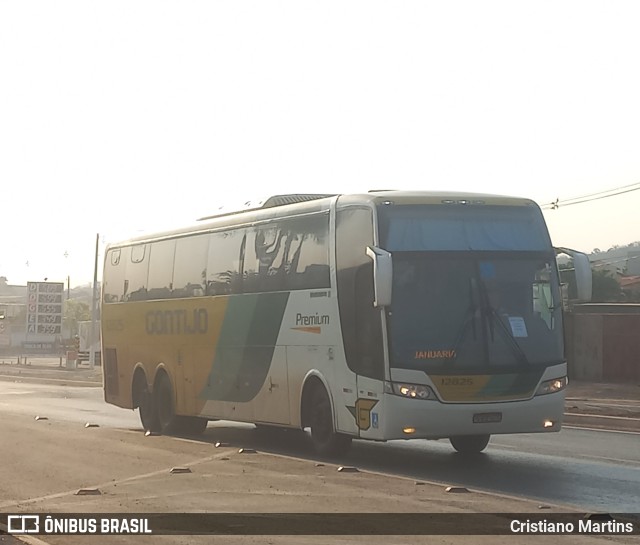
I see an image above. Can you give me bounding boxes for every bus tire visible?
[133,373,160,433]
[308,385,352,457]
[449,434,490,454]
[155,373,180,435]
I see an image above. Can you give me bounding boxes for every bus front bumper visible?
[377,391,565,440]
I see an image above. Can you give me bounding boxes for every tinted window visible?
[243,214,330,293]
[174,235,208,298]
[103,248,127,303]
[389,255,563,370]
[206,230,244,295]
[124,244,149,301]
[336,207,384,379]
[147,240,175,300]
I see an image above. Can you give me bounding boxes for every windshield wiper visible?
[476,276,530,366]
[451,278,479,362]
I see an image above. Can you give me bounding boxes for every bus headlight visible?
[385,382,435,400]
[535,376,567,396]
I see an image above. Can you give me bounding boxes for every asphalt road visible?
[0,380,638,515]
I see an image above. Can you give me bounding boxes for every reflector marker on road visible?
[170,467,192,474]
[337,466,359,473]
[444,486,469,493]
[85,422,99,428]
[75,488,101,495]
[238,448,257,454]
[34,416,48,420]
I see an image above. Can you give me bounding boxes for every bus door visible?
[336,206,386,439]
[353,261,386,439]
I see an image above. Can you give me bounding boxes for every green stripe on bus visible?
[199,292,290,402]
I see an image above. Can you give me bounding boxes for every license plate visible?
[473,412,502,424]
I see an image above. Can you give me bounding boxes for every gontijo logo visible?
[145,308,208,335]
[291,312,330,334]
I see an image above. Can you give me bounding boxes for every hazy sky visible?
[1,1,639,287]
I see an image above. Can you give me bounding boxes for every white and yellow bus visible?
[101,191,591,455]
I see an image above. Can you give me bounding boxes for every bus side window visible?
[125,244,149,302]
[207,229,243,296]
[147,239,175,300]
[244,214,330,293]
[173,235,208,298]
[336,207,384,380]
[287,214,330,290]
[253,224,287,292]
[104,248,127,303]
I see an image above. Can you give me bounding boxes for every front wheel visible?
[308,386,352,457]
[449,434,490,454]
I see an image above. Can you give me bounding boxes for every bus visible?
[101,191,592,455]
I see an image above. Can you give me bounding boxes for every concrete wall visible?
[567,313,604,380]
[602,315,640,382]
[565,310,640,382]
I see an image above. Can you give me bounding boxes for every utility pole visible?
[89,233,99,369]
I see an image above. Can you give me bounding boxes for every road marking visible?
[0,376,101,387]
[0,522,52,545]
[563,424,640,436]
[565,412,640,421]
[567,397,639,404]
[0,451,234,510]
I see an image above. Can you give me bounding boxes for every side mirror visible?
[555,247,592,302]
[366,246,393,307]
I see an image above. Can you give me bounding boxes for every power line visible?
[551,181,640,204]
[542,182,640,210]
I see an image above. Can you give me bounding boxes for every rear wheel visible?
[308,386,352,457]
[155,373,180,435]
[155,374,208,436]
[449,434,490,454]
[134,375,159,433]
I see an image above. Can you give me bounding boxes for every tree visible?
[63,299,91,337]
[591,269,623,302]
[558,260,576,300]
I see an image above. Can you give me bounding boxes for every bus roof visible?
[107,190,539,248]
[344,190,537,207]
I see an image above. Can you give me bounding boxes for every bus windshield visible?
[378,204,562,373]
[388,254,563,372]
